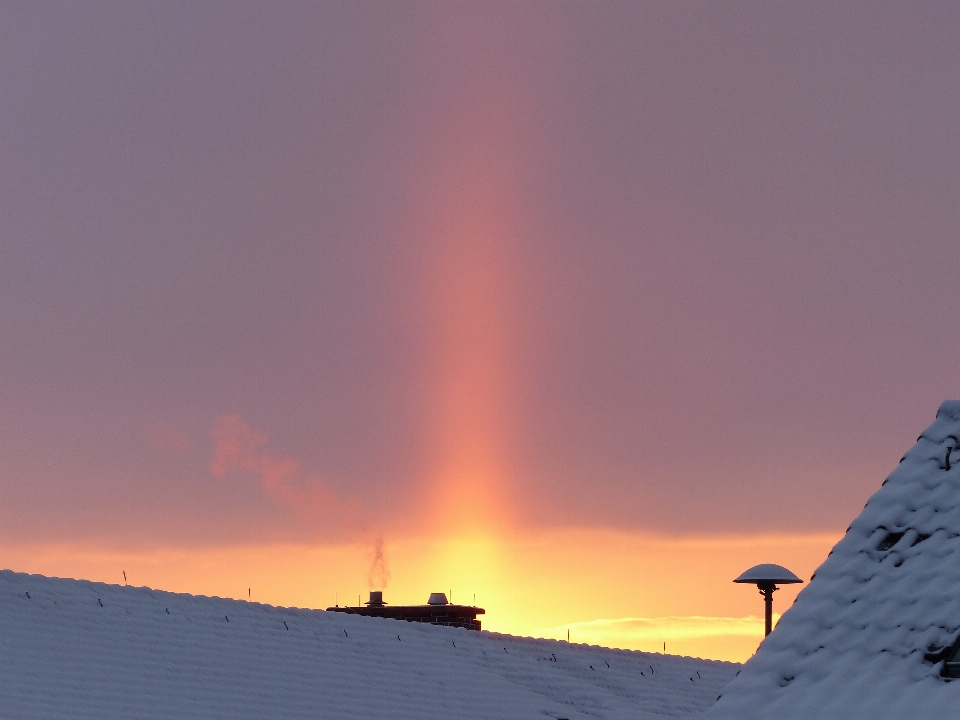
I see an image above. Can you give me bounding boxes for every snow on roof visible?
[1,570,736,719]
[705,400,960,720]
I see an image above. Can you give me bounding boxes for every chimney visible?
[328,589,482,630]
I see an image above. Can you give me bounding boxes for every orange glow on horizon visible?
[1,528,839,663]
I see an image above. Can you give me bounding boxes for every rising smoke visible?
[367,534,391,590]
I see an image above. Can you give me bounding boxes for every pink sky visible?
[2,2,958,659]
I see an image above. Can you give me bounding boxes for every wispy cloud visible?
[210,415,359,527]
[539,615,773,644]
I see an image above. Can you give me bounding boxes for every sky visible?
[2,1,959,662]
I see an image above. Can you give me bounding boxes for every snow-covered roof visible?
[1,570,736,720]
[705,400,960,720]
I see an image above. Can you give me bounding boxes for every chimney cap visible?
[427,592,448,606]
[366,590,385,606]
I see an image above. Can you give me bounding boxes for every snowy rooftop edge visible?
[2,568,738,720]
[705,399,960,720]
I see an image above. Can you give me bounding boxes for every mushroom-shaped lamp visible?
[734,563,803,637]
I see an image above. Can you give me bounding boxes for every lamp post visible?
[734,564,803,637]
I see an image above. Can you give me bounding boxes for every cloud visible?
[209,415,265,476]
[210,415,359,526]
[539,615,773,644]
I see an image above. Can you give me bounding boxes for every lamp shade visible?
[733,564,803,584]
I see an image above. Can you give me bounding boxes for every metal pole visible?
[764,587,772,636]
[758,581,777,636]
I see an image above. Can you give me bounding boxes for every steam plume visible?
[367,534,391,590]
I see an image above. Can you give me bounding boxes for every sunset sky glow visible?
[2,1,959,662]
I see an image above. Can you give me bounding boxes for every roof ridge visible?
[937,400,960,422]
